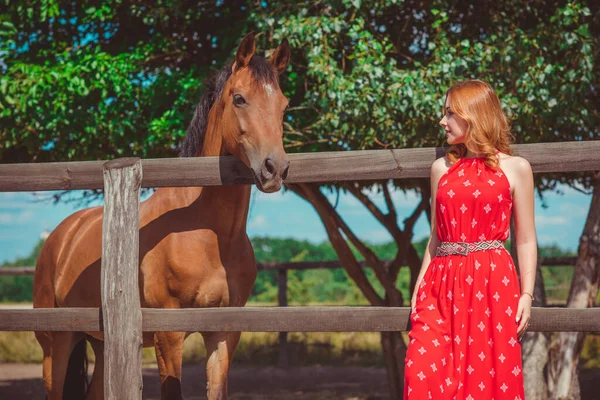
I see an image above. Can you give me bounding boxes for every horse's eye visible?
[233,94,246,106]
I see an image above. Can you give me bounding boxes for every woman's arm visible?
[511,157,537,338]
[411,157,446,310]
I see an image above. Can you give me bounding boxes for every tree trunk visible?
[548,177,600,400]
[381,330,405,399]
[288,182,418,399]
[511,220,550,400]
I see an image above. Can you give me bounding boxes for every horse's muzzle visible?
[254,156,289,193]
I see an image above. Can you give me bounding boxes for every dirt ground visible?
[1,363,599,399]
[0,363,390,399]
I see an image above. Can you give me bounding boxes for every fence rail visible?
[1,141,598,192]
[0,306,598,333]
[1,141,599,399]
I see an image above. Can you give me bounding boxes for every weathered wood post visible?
[278,267,289,368]
[101,158,143,399]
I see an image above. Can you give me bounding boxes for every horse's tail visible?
[63,339,89,400]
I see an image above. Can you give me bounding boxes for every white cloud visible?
[390,189,420,203]
[0,192,50,210]
[357,182,421,204]
[0,201,32,209]
[17,210,34,223]
[252,188,288,203]
[340,195,362,207]
[361,230,393,243]
[535,215,569,227]
[0,193,17,200]
[276,214,308,224]
[558,203,588,217]
[537,234,568,243]
[331,184,421,214]
[248,215,269,229]
[0,233,28,240]
[0,210,35,225]
[339,208,370,216]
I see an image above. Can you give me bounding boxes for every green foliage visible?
[581,334,600,368]
[2,1,596,174]
[0,0,251,162]
[539,243,577,258]
[246,236,576,305]
[251,0,599,194]
[0,236,585,304]
[249,236,403,304]
[0,239,44,302]
[259,1,598,144]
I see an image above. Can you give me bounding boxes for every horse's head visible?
[220,32,291,193]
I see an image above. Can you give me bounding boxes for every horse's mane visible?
[179,56,279,157]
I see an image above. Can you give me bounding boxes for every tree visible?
[1,1,598,398]
[0,238,45,302]
[250,1,599,397]
[547,176,600,400]
[0,0,251,162]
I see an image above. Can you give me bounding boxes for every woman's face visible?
[440,95,468,145]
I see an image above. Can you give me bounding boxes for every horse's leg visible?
[35,331,81,400]
[35,330,54,398]
[201,331,242,400]
[155,331,186,400]
[86,338,104,400]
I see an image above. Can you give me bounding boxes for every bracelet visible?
[521,292,534,301]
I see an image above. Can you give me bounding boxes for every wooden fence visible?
[0,256,581,368]
[0,141,599,399]
[0,256,578,369]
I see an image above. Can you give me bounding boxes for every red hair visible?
[444,80,514,168]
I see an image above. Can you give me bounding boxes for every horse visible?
[33,32,291,400]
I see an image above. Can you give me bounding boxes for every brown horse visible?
[33,32,290,400]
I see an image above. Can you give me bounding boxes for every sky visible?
[0,182,592,264]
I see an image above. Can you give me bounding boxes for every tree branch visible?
[403,190,428,234]
[343,182,402,243]
[288,183,385,306]
[382,182,397,221]
[306,184,403,305]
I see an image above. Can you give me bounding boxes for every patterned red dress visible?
[404,155,525,400]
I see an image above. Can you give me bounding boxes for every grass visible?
[1,268,599,368]
[1,320,597,370]
[0,330,389,367]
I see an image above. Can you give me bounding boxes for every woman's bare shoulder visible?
[498,153,532,174]
[498,153,533,194]
[431,155,452,175]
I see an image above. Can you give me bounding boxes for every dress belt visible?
[435,240,505,257]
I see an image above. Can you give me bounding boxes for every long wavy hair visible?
[444,80,515,169]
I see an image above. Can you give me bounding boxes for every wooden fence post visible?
[101,158,143,399]
[278,268,289,368]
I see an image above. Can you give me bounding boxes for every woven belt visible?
[435,240,505,257]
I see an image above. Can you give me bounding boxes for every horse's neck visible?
[186,103,251,235]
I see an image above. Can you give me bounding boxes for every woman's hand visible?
[516,294,533,340]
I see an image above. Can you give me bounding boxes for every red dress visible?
[404,155,525,400]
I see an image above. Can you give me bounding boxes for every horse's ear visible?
[233,32,256,73]
[270,38,290,74]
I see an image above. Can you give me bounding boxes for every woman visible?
[404,80,536,399]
